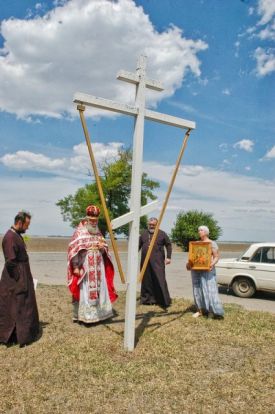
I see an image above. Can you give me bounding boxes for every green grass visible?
[1,285,275,414]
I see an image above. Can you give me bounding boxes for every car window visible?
[266,247,275,264]
[251,247,275,264]
[250,248,262,262]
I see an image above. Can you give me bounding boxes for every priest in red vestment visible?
[67,205,117,324]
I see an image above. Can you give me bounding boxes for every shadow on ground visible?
[102,302,197,345]
[219,286,275,301]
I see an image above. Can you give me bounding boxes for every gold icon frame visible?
[188,241,212,270]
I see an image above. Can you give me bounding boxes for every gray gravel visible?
[1,250,274,314]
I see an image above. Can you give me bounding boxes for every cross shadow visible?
[102,305,195,345]
[101,310,125,337]
[134,307,193,346]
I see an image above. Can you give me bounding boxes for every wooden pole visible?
[77,104,126,284]
[138,128,191,283]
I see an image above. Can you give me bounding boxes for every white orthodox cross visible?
[74,55,195,351]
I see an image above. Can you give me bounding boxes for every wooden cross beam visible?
[74,93,195,130]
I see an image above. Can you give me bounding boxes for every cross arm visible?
[111,200,158,230]
[74,92,138,117]
[117,70,164,91]
[74,93,195,130]
[145,109,196,130]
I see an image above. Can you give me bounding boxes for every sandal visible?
[192,311,202,318]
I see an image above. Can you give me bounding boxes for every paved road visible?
[1,251,274,314]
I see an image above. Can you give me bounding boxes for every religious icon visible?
[188,241,212,270]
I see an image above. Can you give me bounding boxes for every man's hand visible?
[209,261,216,271]
[186,260,193,271]
[97,241,106,252]
[73,268,83,277]
[165,258,171,265]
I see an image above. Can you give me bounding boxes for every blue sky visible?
[0,0,274,241]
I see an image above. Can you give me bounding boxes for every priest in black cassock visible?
[0,211,39,347]
[139,217,172,309]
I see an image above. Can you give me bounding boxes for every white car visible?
[216,243,275,298]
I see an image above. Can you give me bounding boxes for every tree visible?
[56,149,159,236]
[171,210,222,251]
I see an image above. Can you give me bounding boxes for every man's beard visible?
[148,228,155,234]
[17,227,26,234]
[86,224,99,234]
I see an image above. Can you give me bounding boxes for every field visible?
[1,286,275,414]
[0,236,251,253]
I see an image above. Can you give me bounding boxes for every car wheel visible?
[232,277,256,298]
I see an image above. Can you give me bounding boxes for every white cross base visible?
[74,55,195,351]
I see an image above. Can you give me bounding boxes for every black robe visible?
[0,228,39,346]
[139,229,172,308]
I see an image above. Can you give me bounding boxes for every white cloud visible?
[222,88,231,96]
[264,145,275,159]
[258,0,275,25]
[1,156,275,240]
[244,0,275,75]
[222,159,231,165]
[248,7,255,16]
[143,161,275,241]
[260,28,275,41]
[68,142,122,173]
[254,47,275,76]
[257,0,275,40]
[0,0,207,119]
[233,139,254,152]
[234,41,240,57]
[218,143,228,152]
[53,0,67,6]
[246,26,257,35]
[198,77,208,86]
[35,3,43,10]
[1,151,65,170]
[0,177,80,236]
[0,141,123,178]
[181,165,204,176]
[258,21,275,40]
